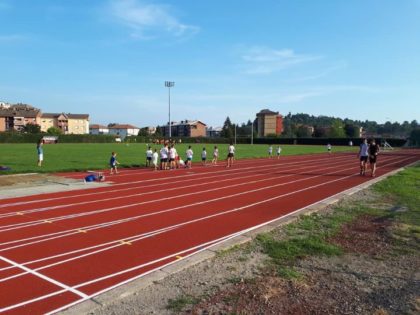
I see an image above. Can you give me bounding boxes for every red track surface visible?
[0,151,419,314]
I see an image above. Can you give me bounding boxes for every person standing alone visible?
[37,139,44,167]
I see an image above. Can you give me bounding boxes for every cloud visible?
[0,34,27,43]
[108,0,199,39]
[240,46,322,74]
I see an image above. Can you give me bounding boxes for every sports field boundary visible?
[56,160,419,315]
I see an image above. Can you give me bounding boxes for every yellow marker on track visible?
[44,220,52,223]
[176,255,183,259]
[78,229,87,233]
[16,212,23,215]
[120,240,132,245]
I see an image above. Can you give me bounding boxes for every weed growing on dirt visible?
[166,295,199,312]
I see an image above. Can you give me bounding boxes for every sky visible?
[1,0,419,127]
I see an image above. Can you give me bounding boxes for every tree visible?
[220,116,234,138]
[344,124,360,138]
[154,126,163,137]
[23,124,41,133]
[328,120,346,138]
[296,125,313,138]
[47,127,62,135]
[138,127,149,136]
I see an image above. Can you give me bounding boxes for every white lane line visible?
[3,232,244,314]
[0,155,401,247]
[68,156,416,290]
[0,226,180,283]
[0,155,351,219]
[0,255,88,298]
[0,155,408,279]
[0,226,179,273]
[0,158,356,247]
[3,155,412,314]
[0,157,365,233]
[0,154,351,208]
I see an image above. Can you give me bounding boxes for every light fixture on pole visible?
[165,81,175,138]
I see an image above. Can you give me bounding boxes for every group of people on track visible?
[142,142,235,171]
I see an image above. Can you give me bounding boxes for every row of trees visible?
[22,124,63,135]
[282,113,418,138]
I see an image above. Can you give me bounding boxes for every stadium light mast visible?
[165,81,175,138]
[251,119,254,145]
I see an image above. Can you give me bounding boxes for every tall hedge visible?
[0,132,116,143]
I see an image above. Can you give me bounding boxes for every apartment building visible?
[163,120,207,138]
[0,103,41,132]
[256,109,283,137]
[40,113,90,134]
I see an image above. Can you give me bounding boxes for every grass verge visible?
[256,164,420,278]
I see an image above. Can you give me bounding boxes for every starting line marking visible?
[0,255,88,299]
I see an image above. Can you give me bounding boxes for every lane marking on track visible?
[0,156,367,232]
[0,155,352,219]
[0,225,180,276]
[0,154,352,209]
[0,255,88,299]
[0,155,411,283]
[2,155,416,314]
[176,256,183,259]
[119,241,132,246]
[0,155,402,252]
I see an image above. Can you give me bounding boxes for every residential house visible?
[89,124,109,135]
[0,103,41,132]
[108,124,140,140]
[206,126,222,137]
[256,109,283,137]
[163,120,207,138]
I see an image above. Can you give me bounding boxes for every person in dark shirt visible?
[368,139,380,177]
[110,152,120,174]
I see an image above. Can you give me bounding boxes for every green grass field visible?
[0,143,357,174]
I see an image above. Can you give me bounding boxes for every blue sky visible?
[1,0,419,127]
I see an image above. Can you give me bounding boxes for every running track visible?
[0,151,418,314]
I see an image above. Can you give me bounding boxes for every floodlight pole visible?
[165,81,175,138]
[251,120,254,145]
[234,123,237,146]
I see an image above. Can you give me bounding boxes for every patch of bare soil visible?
[328,214,393,255]
[0,174,50,187]
[187,216,419,315]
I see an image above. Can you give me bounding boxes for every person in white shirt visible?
[276,146,282,159]
[152,149,159,171]
[268,145,273,158]
[186,145,193,168]
[358,138,369,175]
[327,143,332,154]
[226,142,235,168]
[211,145,219,165]
[160,144,169,170]
[169,145,177,170]
[201,147,207,166]
[146,146,153,167]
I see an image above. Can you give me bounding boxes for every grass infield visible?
[0,143,357,174]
